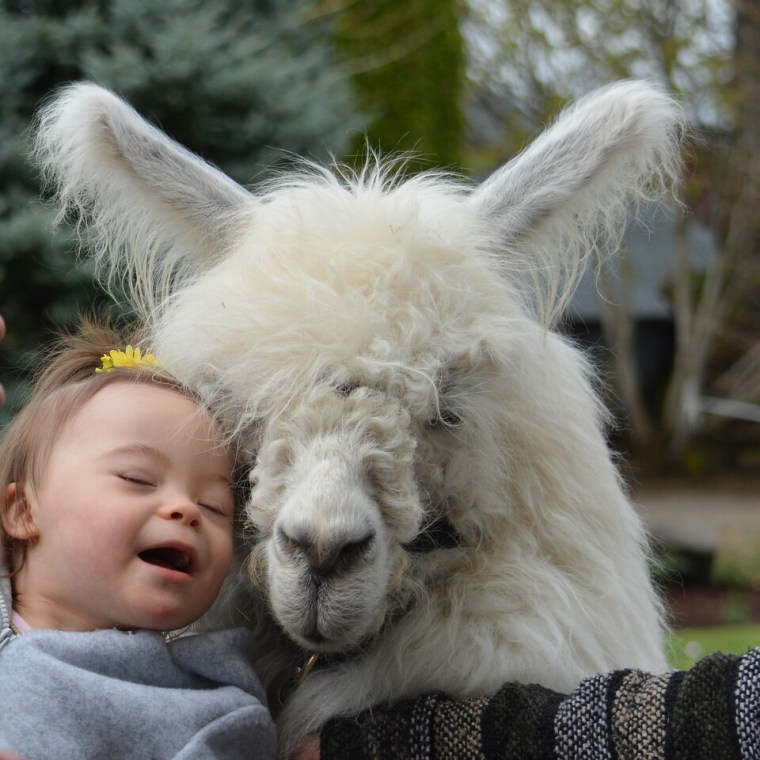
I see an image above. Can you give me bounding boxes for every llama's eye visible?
[430,408,462,427]
[336,382,360,397]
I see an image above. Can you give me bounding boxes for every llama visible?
[33,80,685,753]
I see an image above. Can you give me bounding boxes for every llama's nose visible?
[276,526,375,577]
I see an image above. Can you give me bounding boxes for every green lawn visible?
[667,624,760,669]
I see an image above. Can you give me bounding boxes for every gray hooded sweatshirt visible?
[0,573,276,759]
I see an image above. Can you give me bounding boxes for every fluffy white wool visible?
[33,80,686,754]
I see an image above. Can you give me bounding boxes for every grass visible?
[667,624,760,669]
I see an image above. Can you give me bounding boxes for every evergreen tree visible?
[0,0,358,419]
[332,0,466,171]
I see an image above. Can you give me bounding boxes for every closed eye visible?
[199,484,235,518]
[335,381,360,397]
[119,474,155,487]
[430,408,462,427]
[199,502,231,518]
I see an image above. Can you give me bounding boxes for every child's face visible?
[9,382,236,632]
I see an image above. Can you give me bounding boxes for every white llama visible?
[34,80,685,753]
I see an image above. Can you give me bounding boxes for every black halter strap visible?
[403,516,461,553]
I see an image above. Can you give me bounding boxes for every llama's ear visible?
[470,80,686,324]
[32,82,254,316]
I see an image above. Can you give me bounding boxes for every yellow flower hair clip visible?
[95,345,162,373]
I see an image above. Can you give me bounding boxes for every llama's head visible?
[140,168,531,651]
[33,81,685,653]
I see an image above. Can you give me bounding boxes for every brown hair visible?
[0,316,200,572]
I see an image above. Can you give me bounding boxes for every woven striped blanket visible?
[320,648,760,759]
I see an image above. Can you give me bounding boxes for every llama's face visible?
[248,385,421,651]
[244,354,500,653]
[151,179,519,652]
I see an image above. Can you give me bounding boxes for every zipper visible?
[0,577,14,651]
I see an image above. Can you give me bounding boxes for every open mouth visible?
[139,547,193,574]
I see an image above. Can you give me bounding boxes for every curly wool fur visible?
[33,80,686,755]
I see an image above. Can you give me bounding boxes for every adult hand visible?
[293,734,320,760]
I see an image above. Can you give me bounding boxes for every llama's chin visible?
[275,601,388,654]
[285,626,371,655]
[268,568,391,654]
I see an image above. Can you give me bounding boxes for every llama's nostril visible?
[335,534,375,572]
[276,526,304,558]
[310,532,375,578]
